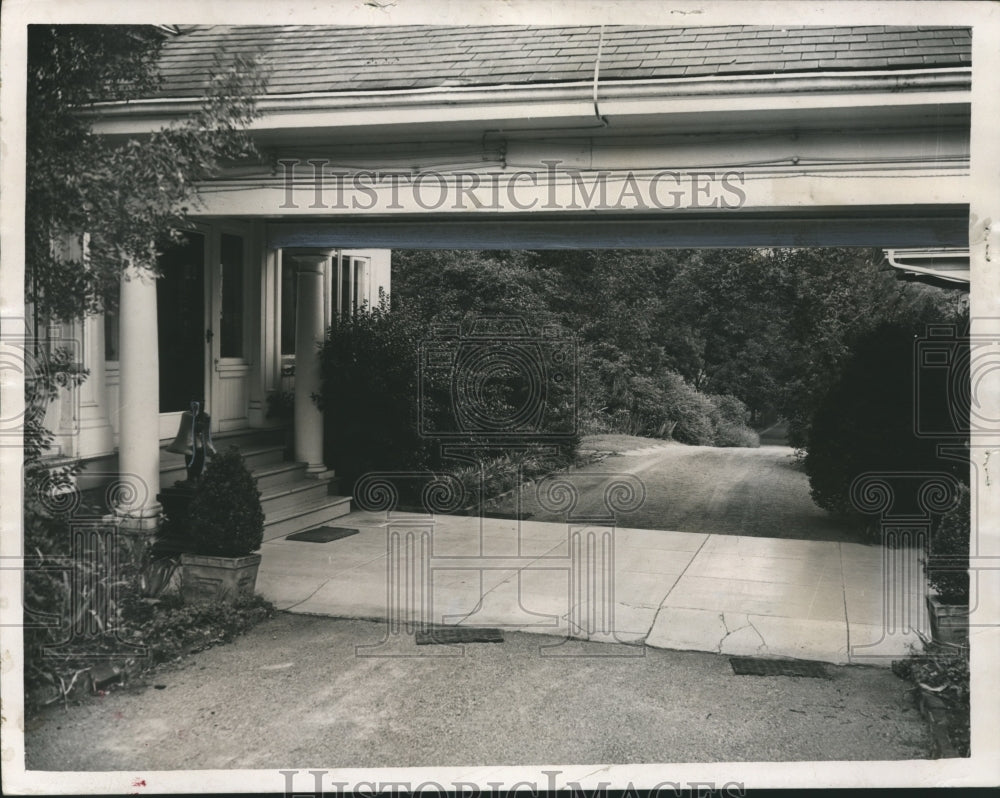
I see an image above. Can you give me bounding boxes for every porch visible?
[41,232,390,537]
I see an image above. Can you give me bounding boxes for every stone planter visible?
[926,594,969,646]
[179,553,262,603]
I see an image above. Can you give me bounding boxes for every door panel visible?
[210,225,251,431]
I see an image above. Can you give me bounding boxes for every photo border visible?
[2,0,998,792]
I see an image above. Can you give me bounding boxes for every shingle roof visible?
[154,25,971,97]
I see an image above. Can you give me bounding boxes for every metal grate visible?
[285,526,360,543]
[415,627,504,645]
[730,656,829,678]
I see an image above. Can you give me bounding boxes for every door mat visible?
[415,627,504,645]
[285,526,360,543]
[729,656,829,678]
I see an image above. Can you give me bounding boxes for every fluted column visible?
[117,265,161,526]
[286,249,334,475]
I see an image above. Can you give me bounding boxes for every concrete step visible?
[263,495,353,541]
[205,427,286,451]
[259,478,332,515]
[252,461,309,491]
[70,427,291,493]
[160,444,286,486]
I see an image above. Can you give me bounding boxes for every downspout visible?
[480,25,610,157]
[592,24,609,127]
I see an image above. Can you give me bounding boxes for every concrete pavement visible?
[257,509,928,666]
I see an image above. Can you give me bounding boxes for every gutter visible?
[86,67,970,129]
[885,247,970,285]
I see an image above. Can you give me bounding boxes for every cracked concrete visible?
[257,509,927,666]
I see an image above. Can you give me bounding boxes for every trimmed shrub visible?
[318,300,437,490]
[319,303,579,496]
[712,422,761,448]
[805,322,967,518]
[188,447,264,557]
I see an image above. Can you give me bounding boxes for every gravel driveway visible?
[502,440,864,543]
[25,614,929,771]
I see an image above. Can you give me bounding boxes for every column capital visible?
[283,248,336,271]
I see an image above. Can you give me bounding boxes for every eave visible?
[86,67,971,143]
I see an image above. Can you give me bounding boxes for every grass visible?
[578,433,679,455]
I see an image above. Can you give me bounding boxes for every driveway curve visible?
[505,440,863,543]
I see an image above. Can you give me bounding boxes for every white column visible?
[247,222,268,428]
[287,249,333,475]
[77,311,113,456]
[117,265,161,526]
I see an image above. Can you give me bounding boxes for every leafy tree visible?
[390,249,559,328]
[391,249,763,445]
[22,27,267,694]
[661,248,963,445]
[24,24,267,552]
[26,25,267,321]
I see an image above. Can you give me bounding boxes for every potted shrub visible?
[925,484,970,646]
[179,447,265,603]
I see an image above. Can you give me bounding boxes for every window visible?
[335,255,370,317]
[339,255,352,316]
[280,256,297,355]
[219,233,244,358]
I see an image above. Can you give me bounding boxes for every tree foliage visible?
[22,26,268,703]
[391,247,962,451]
[26,25,267,321]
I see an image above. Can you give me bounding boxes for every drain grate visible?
[415,627,504,645]
[285,526,360,543]
[730,656,829,678]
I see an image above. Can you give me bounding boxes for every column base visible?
[304,465,334,479]
[108,502,163,533]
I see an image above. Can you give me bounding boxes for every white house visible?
[38,24,972,538]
